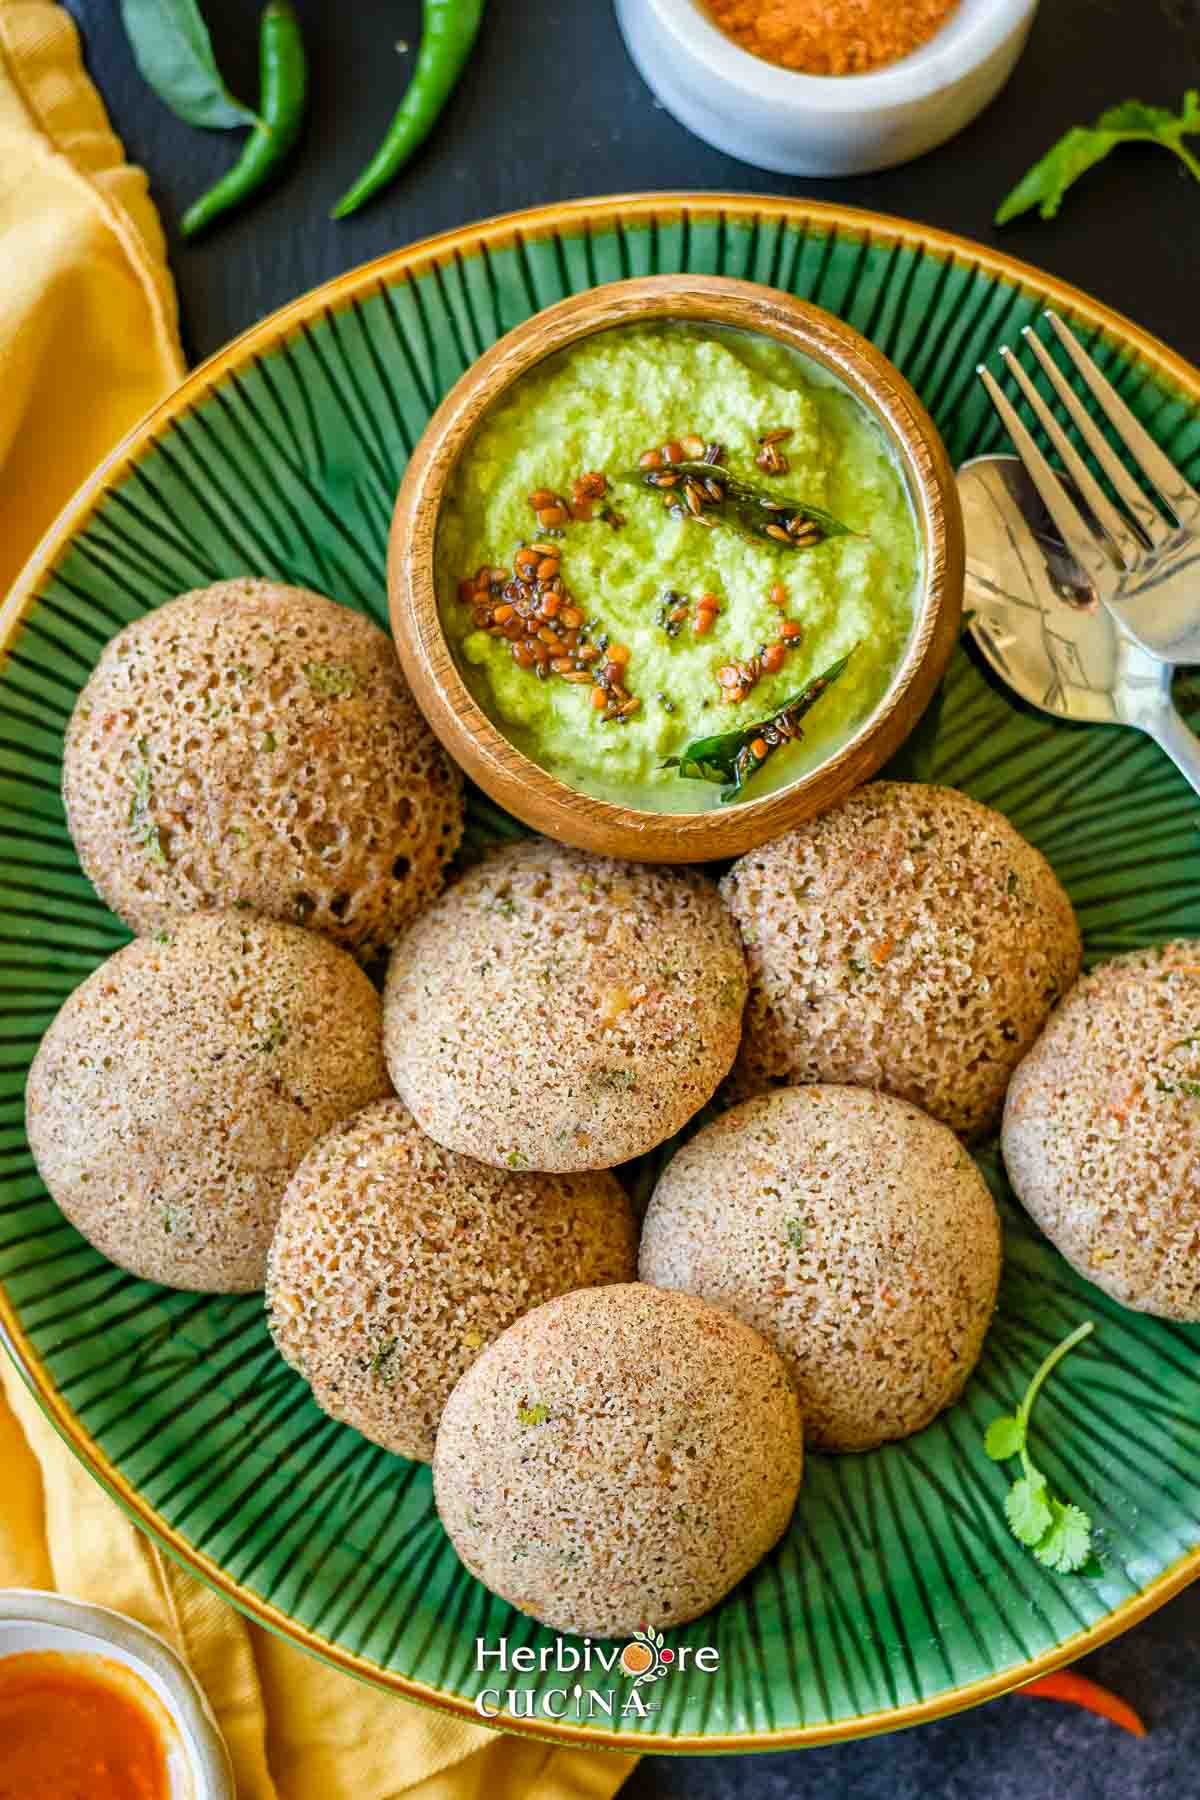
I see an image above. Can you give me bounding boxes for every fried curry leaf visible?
[620,460,851,549]
[663,650,854,804]
[121,0,259,130]
[996,92,1200,225]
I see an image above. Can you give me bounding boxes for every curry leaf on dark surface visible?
[620,460,851,549]
[996,91,1200,224]
[121,0,260,130]
[663,650,855,803]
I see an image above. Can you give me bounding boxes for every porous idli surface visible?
[384,839,747,1171]
[720,782,1081,1139]
[433,1283,802,1637]
[1003,941,1200,1321]
[62,579,462,957]
[25,912,391,1291]
[640,1086,1002,1451]
[266,1097,637,1460]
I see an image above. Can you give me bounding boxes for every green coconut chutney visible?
[436,324,919,810]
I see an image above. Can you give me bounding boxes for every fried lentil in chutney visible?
[0,1651,170,1799]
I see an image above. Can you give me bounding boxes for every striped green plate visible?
[1,197,1198,1753]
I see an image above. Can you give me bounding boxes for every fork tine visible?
[1022,326,1167,544]
[977,365,1111,579]
[999,346,1143,566]
[1044,311,1199,525]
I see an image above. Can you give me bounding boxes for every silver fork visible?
[977,311,1200,666]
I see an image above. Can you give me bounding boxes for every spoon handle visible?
[1143,704,1200,801]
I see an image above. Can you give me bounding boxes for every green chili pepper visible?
[332,0,486,219]
[181,1,307,239]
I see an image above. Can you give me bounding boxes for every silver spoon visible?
[958,453,1200,799]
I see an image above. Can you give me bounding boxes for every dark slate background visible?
[64,2,1200,1794]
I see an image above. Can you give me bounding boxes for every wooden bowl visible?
[388,274,963,861]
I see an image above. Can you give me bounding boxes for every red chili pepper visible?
[1023,1671,1146,1736]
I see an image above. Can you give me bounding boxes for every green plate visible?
[1,197,1198,1753]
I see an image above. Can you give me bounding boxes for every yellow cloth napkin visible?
[0,6,636,1795]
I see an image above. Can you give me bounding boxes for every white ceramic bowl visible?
[0,1589,234,1798]
[614,0,1040,176]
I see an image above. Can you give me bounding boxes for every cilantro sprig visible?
[997,92,1200,226]
[1155,1034,1200,1098]
[984,1320,1097,1574]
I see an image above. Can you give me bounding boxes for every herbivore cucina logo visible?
[475,1632,720,1720]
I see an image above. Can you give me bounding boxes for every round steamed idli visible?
[720,781,1081,1139]
[266,1097,637,1460]
[640,1085,1002,1450]
[433,1283,802,1637]
[62,579,463,957]
[25,912,391,1291]
[383,839,747,1172]
[1003,941,1200,1321]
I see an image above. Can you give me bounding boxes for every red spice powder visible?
[707,0,961,76]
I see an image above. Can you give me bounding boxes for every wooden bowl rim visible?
[388,273,964,861]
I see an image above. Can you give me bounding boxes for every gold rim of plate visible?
[1,192,1197,1754]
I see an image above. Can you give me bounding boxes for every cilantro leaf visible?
[984,1414,1025,1461]
[997,90,1200,225]
[1034,1501,1094,1574]
[302,659,358,698]
[128,741,168,867]
[1160,1076,1200,1099]
[1006,1474,1055,1546]
[982,1321,1097,1576]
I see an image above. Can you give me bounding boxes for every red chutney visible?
[0,1651,170,1800]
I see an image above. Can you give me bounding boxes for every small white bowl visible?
[614,0,1040,176]
[0,1589,235,1798]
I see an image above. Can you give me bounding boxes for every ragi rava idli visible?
[267,1097,637,1460]
[640,1085,1002,1450]
[384,839,747,1171]
[720,782,1081,1139]
[62,579,463,958]
[433,1283,802,1636]
[26,912,391,1291]
[1003,941,1200,1321]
